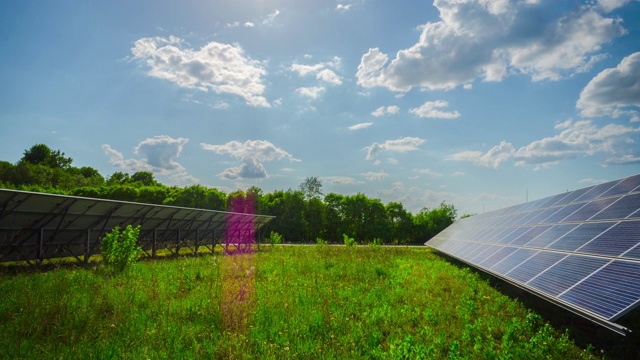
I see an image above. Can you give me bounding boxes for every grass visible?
[0,246,601,359]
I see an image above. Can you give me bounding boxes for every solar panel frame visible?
[425,173,640,335]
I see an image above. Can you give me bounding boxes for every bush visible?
[268,231,283,247]
[100,225,142,273]
[343,233,356,247]
[316,237,328,246]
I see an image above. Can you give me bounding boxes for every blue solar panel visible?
[525,224,578,248]
[547,222,615,251]
[590,193,640,220]
[491,248,538,275]
[527,255,609,296]
[578,221,640,257]
[506,251,567,283]
[562,197,618,222]
[559,261,640,320]
[599,174,640,198]
[425,173,640,333]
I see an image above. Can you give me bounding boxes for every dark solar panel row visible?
[425,173,640,333]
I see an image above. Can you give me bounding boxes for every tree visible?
[106,171,131,186]
[20,144,72,169]
[322,193,345,243]
[386,202,414,244]
[130,171,157,186]
[413,202,457,243]
[299,176,323,201]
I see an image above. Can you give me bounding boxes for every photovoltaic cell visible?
[559,261,640,320]
[547,222,615,251]
[526,224,577,249]
[425,173,640,332]
[506,251,566,283]
[527,255,609,296]
[590,193,640,221]
[599,174,640,198]
[562,197,618,222]
[578,221,640,257]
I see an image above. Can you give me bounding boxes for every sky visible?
[1,0,639,216]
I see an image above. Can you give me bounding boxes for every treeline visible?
[0,144,459,244]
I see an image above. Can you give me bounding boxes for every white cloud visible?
[103,136,196,184]
[131,36,269,107]
[296,86,325,99]
[577,52,640,120]
[337,4,352,11]
[366,137,425,160]
[316,69,343,85]
[513,120,640,167]
[244,22,255,28]
[597,0,632,12]
[322,176,363,185]
[372,105,400,117]
[409,100,460,119]
[449,120,640,168]
[201,140,299,180]
[357,2,626,92]
[348,122,373,130]
[290,57,343,85]
[413,168,442,177]
[263,9,280,25]
[362,171,388,181]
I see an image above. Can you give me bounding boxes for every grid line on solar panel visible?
[546,222,615,252]
[526,255,610,297]
[577,221,640,257]
[471,245,502,264]
[562,197,618,222]
[509,226,551,246]
[541,203,586,224]
[558,261,640,320]
[505,251,567,283]
[599,174,640,198]
[554,187,591,206]
[573,181,619,204]
[621,241,640,260]
[590,193,640,221]
[490,248,539,275]
[525,224,578,249]
[479,246,518,268]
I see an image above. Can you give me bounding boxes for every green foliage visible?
[299,176,323,200]
[100,225,142,273]
[315,237,327,246]
[370,237,382,249]
[0,247,603,359]
[268,231,283,247]
[413,201,458,243]
[343,233,356,247]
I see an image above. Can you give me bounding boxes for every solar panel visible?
[425,173,640,335]
[0,189,275,264]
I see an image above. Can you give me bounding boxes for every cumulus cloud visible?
[597,0,632,12]
[290,57,343,86]
[131,36,269,107]
[362,171,389,181]
[263,9,280,25]
[449,120,640,168]
[349,122,373,130]
[409,100,460,119]
[201,140,299,180]
[357,1,626,92]
[366,137,425,160]
[372,105,400,117]
[322,176,363,185]
[577,52,640,121]
[296,86,326,99]
[103,136,196,184]
[337,4,352,11]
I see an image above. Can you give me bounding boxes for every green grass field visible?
[0,246,600,359]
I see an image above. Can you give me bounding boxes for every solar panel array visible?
[425,173,640,334]
[0,189,274,264]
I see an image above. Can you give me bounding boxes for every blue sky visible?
[1,0,639,215]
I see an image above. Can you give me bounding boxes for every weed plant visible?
[0,247,600,359]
